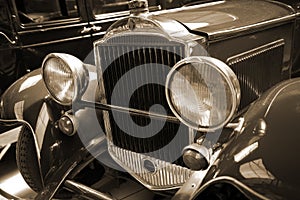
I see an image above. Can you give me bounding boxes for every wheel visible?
[16,126,43,192]
[16,126,105,198]
[16,126,74,198]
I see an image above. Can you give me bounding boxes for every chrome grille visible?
[97,34,189,160]
[109,144,194,190]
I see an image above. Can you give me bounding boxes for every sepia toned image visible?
[1,0,300,199]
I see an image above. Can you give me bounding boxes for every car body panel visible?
[156,0,295,40]
[199,78,300,199]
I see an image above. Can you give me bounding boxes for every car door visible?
[0,0,19,93]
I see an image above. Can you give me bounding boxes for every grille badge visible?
[128,18,136,31]
[143,159,157,174]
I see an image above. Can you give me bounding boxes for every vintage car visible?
[1,0,300,199]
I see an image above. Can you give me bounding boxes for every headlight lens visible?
[166,56,240,131]
[42,53,88,105]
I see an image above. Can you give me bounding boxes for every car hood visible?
[154,0,295,40]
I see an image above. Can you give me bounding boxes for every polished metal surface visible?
[42,53,89,106]
[171,171,206,200]
[109,144,194,190]
[182,144,210,170]
[165,56,241,131]
[95,18,191,156]
[172,148,222,200]
[80,100,180,123]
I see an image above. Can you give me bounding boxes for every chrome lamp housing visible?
[166,56,241,132]
[42,53,89,105]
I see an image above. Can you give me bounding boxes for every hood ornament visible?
[129,0,149,15]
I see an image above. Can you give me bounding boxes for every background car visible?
[1,0,300,199]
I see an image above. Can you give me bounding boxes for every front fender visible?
[0,69,93,186]
[1,69,47,123]
[199,78,300,199]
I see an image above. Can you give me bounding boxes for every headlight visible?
[166,56,240,131]
[42,53,88,105]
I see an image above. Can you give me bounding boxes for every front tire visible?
[16,126,43,192]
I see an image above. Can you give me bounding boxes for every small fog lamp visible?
[58,113,78,136]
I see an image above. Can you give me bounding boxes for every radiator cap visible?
[129,0,149,15]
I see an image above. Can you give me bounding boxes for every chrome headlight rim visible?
[42,53,89,106]
[165,56,241,132]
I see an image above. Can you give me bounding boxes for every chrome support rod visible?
[64,180,114,200]
[226,117,245,132]
[79,100,180,123]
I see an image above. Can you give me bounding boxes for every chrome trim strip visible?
[152,1,225,16]
[91,31,108,37]
[20,34,92,48]
[94,11,130,20]
[226,39,285,65]
[264,79,300,117]
[265,0,296,13]
[18,22,89,34]
[0,32,16,44]
[94,42,112,142]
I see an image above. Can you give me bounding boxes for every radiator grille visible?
[109,145,194,190]
[227,39,285,109]
[97,34,189,161]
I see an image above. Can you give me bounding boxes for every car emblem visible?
[128,18,136,31]
[142,159,157,174]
